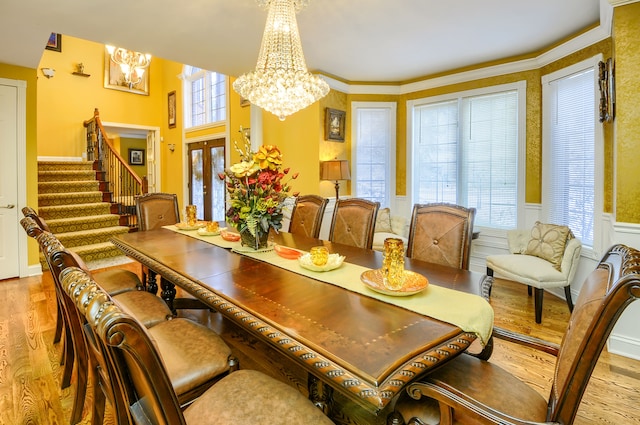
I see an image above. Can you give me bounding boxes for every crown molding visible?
[326,1,614,96]
[608,0,640,6]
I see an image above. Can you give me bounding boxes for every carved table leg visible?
[147,269,159,295]
[160,277,177,314]
[308,374,333,416]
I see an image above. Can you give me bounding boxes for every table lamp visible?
[320,159,351,200]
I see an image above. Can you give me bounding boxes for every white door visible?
[0,83,19,279]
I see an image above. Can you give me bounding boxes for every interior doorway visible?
[187,138,226,221]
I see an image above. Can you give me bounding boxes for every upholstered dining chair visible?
[60,266,335,425]
[394,244,640,425]
[135,192,209,311]
[289,194,328,239]
[406,203,476,270]
[486,222,582,323]
[328,198,380,249]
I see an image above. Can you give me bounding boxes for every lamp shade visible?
[320,160,351,181]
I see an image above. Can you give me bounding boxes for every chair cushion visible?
[525,222,571,270]
[486,254,567,288]
[375,207,393,233]
[150,318,232,396]
[113,291,173,328]
[93,269,140,295]
[183,369,333,424]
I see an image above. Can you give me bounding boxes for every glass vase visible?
[240,229,269,250]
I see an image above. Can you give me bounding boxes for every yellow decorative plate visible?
[175,221,206,230]
[298,253,345,272]
[197,227,226,236]
[361,269,428,296]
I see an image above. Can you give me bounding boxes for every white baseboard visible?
[608,334,640,361]
[25,263,43,277]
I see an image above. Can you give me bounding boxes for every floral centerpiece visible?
[219,131,298,250]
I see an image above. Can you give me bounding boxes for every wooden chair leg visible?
[527,285,533,296]
[534,288,544,324]
[564,285,574,312]
[53,304,63,344]
[60,326,74,389]
[485,267,494,297]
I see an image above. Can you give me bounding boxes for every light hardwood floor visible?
[0,262,639,424]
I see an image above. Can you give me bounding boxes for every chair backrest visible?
[406,203,476,270]
[328,198,380,249]
[289,194,328,239]
[22,206,51,232]
[135,192,181,231]
[60,266,188,425]
[549,244,640,424]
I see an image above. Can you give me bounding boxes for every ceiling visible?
[1,0,608,84]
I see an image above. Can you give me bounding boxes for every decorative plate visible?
[298,253,345,272]
[361,269,428,296]
[175,221,206,230]
[274,245,304,260]
[197,227,226,236]
[220,229,241,242]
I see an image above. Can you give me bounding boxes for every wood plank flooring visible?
[0,263,639,424]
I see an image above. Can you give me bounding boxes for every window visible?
[183,66,226,128]
[408,82,525,229]
[542,57,602,250]
[351,102,396,207]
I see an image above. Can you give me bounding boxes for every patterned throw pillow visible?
[374,208,393,233]
[525,221,573,270]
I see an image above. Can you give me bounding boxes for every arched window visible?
[183,66,226,128]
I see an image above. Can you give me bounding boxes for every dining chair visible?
[394,243,640,425]
[328,198,380,249]
[289,194,328,239]
[486,222,582,323]
[135,192,209,311]
[60,266,335,425]
[406,203,476,270]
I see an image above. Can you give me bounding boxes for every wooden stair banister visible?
[84,108,148,229]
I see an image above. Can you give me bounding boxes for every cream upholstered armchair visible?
[486,222,582,323]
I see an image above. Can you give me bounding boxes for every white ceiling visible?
[1,0,608,83]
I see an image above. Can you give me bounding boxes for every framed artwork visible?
[128,148,145,166]
[104,47,149,95]
[45,33,62,52]
[168,91,177,128]
[325,108,346,142]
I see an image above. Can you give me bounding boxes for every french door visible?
[187,139,226,221]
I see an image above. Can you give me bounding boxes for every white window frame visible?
[406,81,527,231]
[351,102,397,209]
[181,66,227,129]
[541,55,604,258]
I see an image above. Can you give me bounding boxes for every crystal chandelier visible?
[106,45,152,89]
[233,0,329,121]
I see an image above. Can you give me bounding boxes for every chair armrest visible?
[492,326,560,356]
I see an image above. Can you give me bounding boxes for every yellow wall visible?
[0,63,39,264]
[613,2,640,223]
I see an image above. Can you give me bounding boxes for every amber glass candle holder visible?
[310,246,329,266]
[185,205,197,226]
[382,238,405,290]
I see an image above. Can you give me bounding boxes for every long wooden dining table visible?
[111,227,493,424]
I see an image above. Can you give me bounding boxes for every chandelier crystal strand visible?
[233,0,329,121]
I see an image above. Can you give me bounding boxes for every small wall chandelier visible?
[233,0,329,121]
[106,45,152,89]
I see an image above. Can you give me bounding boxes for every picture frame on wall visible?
[168,91,177,128]
[45,33,61,52]
[128,148,145,166]
[104,47,150,95]
[325,108,346,142]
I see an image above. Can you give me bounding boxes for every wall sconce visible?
[168,143,176,152]
[41,68,56,79]
[320,159,351,200]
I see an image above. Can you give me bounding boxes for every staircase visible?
[37,160,132,267]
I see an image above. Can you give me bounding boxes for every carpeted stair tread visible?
[38,191,104,206]
[45,214,122,233]
[56,226,130,248]
[38,170,97,182]
[38,202,113,220]
[38,161,95,171]
[38,181,100,194]
[39,242,125,270]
